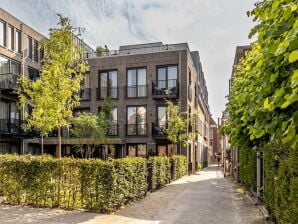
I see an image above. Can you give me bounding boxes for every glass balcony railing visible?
[107,123,118,136]
[0,118,36,137]
[152,79,178,98]
[152,122,167,136]
[97,87,118,100]
[126,85,148,98]
[126,124,147,136]
[0,74,19,90]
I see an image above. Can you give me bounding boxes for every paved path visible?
[0,166,267,224]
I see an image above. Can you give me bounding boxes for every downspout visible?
[179,51,182,155]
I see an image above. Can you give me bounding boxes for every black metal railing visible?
[126,123,147,136]
[0,118,36,136]
[79,88,91,101]
[107,123,118,136]
[152,79,178,97]
[152,122,167,136]
[126,85,148,98]
[97,86,118,100]
[0,74,19,90]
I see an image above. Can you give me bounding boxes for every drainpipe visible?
[21,23,26,155]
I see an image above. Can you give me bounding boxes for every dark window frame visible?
[126,105,147,136]
[28,36,32,59]
[15,29,21,53]
[7,25,14,51]
[126,143,147,157]
[98,69,118,100]
[126,67,147,98]
[156,64,178,90]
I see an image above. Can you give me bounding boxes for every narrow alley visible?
[0,166,266,224]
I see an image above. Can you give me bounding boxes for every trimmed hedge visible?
[264,142,298,224]
[0,154,187,212]
[0,155,147,212]
[172,155,187,179]
[239,147,257,191]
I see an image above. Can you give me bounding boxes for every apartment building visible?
[0,8,94,154]
[42,42,211,172]
[209,116,220,163]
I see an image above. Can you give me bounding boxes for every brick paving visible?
[0,166,268,224]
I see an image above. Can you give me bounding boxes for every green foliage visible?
[95,45,109,56]
[264,142,298,224]
[0,155,147,213]
[0,155,187,213]
[150,157,171,190]
[239,147,257,191]
[226,0,298,149]
[19,14,89,157]
[172,155,187,179]
[166,101,197,147]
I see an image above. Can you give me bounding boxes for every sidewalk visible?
[0,165,267,224]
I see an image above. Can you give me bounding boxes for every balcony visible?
[0,74,19,93]
[107,123,118,136]
[126,85,148,98]
[152,80,178,99]
[97,87,118,100]
[79,88,91,101]
[126,124,147,136]
[152,122,167,138]
[0,118,36,137]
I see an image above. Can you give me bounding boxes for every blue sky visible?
[1,0,255,120]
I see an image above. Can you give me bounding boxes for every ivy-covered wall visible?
[239,147,257,192]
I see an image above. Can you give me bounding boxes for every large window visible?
[28,36,32,59]
[33,40,38,62]
[127,68,147,97]
[0,21,5,46]
[8,25,14,51]
[108,107,118,136]
[99,70,117,99]
[157,65,177,90]
[127,106,147,135]
[0,56,20,76]
[127,144,147,157]
[153,106,167,136]
[15,30,21,53]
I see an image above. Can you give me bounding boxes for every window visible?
[33,40,38,62]
[99,70,117,99]
[127,144,147,157]
[8,25,14,51]
[127,106,147,135]
[28,67,40,81]
[108,108,118,136]
[157,106,167,129]
[15,30,21,53]
[157,144,176,156]
[28,36,32,59]
[73,107,90,117]
[127,68,147,97]
[155,65,178,94]
[0,56,20,76]
[0,21,5,46]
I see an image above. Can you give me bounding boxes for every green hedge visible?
[264,142,298,224]
[0,155,147,212]
[239,147,257,191]
[0,155,187,212]
[149,155,187,191]
[172,155,187,179]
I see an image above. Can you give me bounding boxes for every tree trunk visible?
[41,135,44,155]
[57,127,62,158]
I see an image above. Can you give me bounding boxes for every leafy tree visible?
[19,78,55,154]
[95,45,109,56]
[70,98,115,158]
[20,14,88,158]
[226,0,298,149]
[166,101,196,152]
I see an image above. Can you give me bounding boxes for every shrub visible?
[172,155,187,179]
[239,147,257,191]
[0,155,147,213]
[149,156,171,190]
[264,142,298,224]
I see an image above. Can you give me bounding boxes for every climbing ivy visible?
[226,0,298,149]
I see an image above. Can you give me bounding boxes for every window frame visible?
[126,67,147,98]
[98,69,118,100]
[156,64,178,90]
[126,105,147,136]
